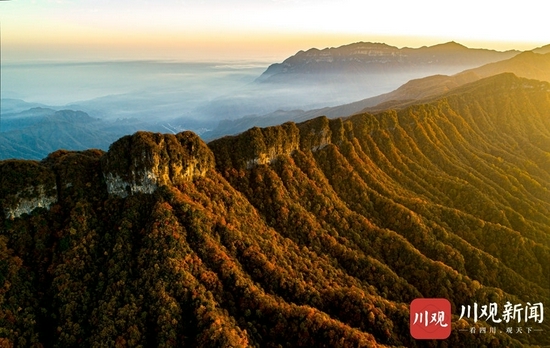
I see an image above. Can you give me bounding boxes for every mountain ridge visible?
[202,51,550,140]
[0,108,170,161]
[363,51,550,110]
[1,73,549,346]
[257,41,519,83]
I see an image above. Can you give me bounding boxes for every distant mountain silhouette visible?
[1,98,51,115]
[1,107,58,133]
[257,41,518,83]
[360,51,550,112]
[1,73,549,346]
[533,44,550,54]
[0,109,167,160]
[203,50,550,140]
[461,50,550,81]
[191,42,521,124]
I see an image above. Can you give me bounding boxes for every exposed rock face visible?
[209,122,300,171]
[2,118,344,217]
[298,116,334,151]
[1,132,217,217]
[209,116,355,172]
[101,131,215,198]
[2,119,335,218]
[2,73,550,347]
[258,41,519,82]
[0,160,58,219]
[3,185,57,220]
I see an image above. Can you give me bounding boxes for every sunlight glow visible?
[1,0,548,61]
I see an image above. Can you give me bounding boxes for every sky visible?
[1,0,549,62]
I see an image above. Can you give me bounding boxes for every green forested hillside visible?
[1,73,549,347]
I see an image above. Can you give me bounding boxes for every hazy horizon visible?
[2,60,268,106]
[1,2,549,346]
[2,1,549,63]
[2,0,550,143]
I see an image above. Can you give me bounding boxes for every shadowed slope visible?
[1,74,549,347]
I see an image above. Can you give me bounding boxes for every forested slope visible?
[1,73,549,347]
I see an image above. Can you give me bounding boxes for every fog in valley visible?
[4,59,478,128]
[1,56,503,159]
[2,61,267,130]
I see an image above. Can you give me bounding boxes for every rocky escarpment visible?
[1,132,216,219]
[0,160,58,219]
[1,73,550,347]
[208,123,300,171]
[101,131,215,198]
[208,113,399,172]
[257,41,518,82]
[208,116,352,172]
[1,116,353,219]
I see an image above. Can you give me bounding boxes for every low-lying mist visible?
[3,60,465,133]
[3,60,267,123]
[2,58,486,152]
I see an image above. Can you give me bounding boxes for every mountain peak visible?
[433,41,468,50]
[257,41,519,83]
[1,75,550,346]
[47,109,98,123]
[102,131,215,198]
[1,131,217,219]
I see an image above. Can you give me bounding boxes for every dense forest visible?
[1,73,549,347]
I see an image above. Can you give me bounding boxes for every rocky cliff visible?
[1,74,549,347]
[101,132,214,198]
[1,132,215,220]
[0,160,58,219]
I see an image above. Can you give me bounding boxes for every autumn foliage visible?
[1,74,549,347]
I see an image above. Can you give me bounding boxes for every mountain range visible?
[4,41,548,160]
[1,73,549,346]
[0,107,168,160]
[257,42,518,82]
[202,50,550,140]
[186,42,522,123]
